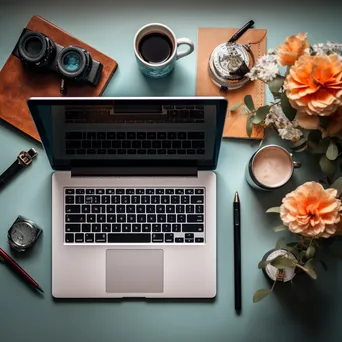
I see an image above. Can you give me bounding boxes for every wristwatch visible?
[8,216,43,252]
[0,148,38,191]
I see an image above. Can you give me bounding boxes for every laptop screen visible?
[27,97,227,171]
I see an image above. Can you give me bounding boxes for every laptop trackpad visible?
[106,249,164,293]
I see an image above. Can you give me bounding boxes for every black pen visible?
[228,20,254,43]
[233,192,241,314]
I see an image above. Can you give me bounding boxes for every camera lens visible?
[63,52,81,72]
[57,46,92,80]
[24,37,43,56]
[18,30,55,66]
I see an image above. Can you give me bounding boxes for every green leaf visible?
[266,207,281,213]
[246,114,254,137]
[294,145,307,153]
[268,76,285,95]
[319,155,337,177]
[230,103,243,112]
[281,92,297,121]
[326,141,338,161]
[244,95,255,112]
[271,256,296,269]
[254,105,270,124]
[331,176,342,196]
[275,238,282,250]
[302,259,317,279]
[287,242,299,247]
[305,246,316,260]
[253,289,272,303]
[258,260,270,269]
[273,225,288,232]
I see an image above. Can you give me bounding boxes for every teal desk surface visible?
[1,1,342,341]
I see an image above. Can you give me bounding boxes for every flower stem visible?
[271,279,277,291]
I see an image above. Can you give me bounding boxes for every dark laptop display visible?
[28,97,227,170]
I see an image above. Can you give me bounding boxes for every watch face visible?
[10,221,35,247]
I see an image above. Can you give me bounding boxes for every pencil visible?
[233,192,241,314]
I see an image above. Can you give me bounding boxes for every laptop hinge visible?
[71,167,198,178]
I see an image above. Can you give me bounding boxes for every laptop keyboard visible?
[65,131,205,156]
[64,188,205,244]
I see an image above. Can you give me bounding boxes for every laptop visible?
[27,96,227,298]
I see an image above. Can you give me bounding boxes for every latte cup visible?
[133,23,194,78]
[245,145,301,191]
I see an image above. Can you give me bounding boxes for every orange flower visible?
[280,182,341,238]
[322,106,342,137]
[277,33,310,66]
[284,54,342,116]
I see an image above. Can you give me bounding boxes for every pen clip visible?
[228,20,255,43]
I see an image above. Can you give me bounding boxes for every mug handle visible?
[293,161,301,168]
[176,38,195,60]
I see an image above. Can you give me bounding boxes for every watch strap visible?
[0,148,38,190]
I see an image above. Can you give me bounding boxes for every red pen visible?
[0,248,44,293]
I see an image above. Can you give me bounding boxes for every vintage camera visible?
[12,28,103,86]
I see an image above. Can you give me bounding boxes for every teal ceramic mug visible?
[133,23,194,78]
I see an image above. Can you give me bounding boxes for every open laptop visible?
[27,97,227,298]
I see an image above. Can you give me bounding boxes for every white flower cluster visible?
[265,104,302,142]
[246,52,280,83]
[312,41,342,58]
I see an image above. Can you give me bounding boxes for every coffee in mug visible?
[133,23,194,78]
[245,145,301,191]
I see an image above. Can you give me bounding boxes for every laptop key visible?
[96,189,105,194]
[175,237,184,243]
[142,224,151,232]
[157,205,165,213]
[152,224,161,232]
[66,224,81,232]
[112,224,121,232]
[127,214,136,223]
[185,238,194,243]
[162,224,171,232]
[111,195,120,204]
[137,214,146,223]
[152,233,164,243]
[102,224,111,233]
[147,215,156,223]
[66,214,86,223]
[167,214,176,223]
[82,224,91,232]
[182,224,204,232]
[161,196,170,204]
[132,224,141,232]
[101,196,110,204]
[146,205,155,213]
[66,205,80,213]
[97,214,106,223]
[166,205,175,213]
[92,224,101,232]
[137,205,145,213]
[195,237,204,243]
[157,214,166,223]
[75,234,84,243]
[76,189,85,194]
[176,205,184,213]
[75,196,84,204]
[108,233,151,243]
[177,214,186,223]
[191,196,204,204]
[187,215,204,223]
[165,233,174,242]
[142,196,150,204]
[186,205,195,213]
[107,214,116,223]
[65,233,74,243]
[85,233,94,243]
[117,214,126,223]
[107,205,115,213]
[171,196,180,204]
[65,196,74,204]
[117,205,125,213]
[185,233,194,239]
[185,189,194,194]
[172,224,181,232]
[65,189,75,194]
[87,214,96,223]
[195,189,204,194]
[95,234,107,243]
[196,205,204,213]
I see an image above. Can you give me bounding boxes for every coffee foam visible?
[252,146,292,188]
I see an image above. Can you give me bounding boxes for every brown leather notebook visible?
[0,15,118,141]
[196,28,267,139]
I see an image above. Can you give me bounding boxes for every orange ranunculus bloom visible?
[277,33,310,66]
[284,54,342,116]
[280,182,341,238]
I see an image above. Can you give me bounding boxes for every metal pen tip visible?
[234,191,240,202]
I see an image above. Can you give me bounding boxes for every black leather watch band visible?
[0,148,38,190]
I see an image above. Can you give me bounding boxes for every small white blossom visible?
[312,43,326,55]
[264,104,302,142]
[246,54,279,83]
[267,48,276,55]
